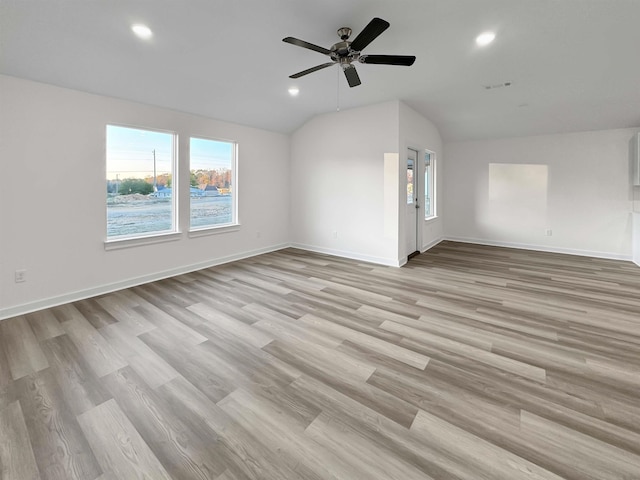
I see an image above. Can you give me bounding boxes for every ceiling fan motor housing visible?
[331,41,353,58]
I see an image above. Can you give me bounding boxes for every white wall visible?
[0,75,290,318]
[444,128,636,259]
[399,102,444,257]
[290,101,402,265]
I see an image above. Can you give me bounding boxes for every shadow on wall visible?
[476,163,549,239]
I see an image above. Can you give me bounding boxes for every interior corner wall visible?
[290,101,402,265]
[399,102,444,257]
[444,128,637,260]
[633,183,640,266]
[0,75,291,318]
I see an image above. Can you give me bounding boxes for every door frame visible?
[407,147,421,259]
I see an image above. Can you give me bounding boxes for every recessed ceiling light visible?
[288,87,299,96]
[476,31,495,46]
[132,24,153,40]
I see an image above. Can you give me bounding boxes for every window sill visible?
[424,215,439,222]
[188,223,240,238]
[104,231,182,251]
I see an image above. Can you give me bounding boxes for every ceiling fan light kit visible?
[283,17,416,88]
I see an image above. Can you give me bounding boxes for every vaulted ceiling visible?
[2,0,639,141]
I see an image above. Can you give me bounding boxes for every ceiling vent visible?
[484,82,512,90]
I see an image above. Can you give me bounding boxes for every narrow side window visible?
[424,151,436,219]
[189,137,237,230]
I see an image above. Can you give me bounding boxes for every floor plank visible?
[39,334,112,416]
[410,408,564,480]
[305,410,434,480]
[0,316,49,380]
[25,310,65,342]
[100,324,180,389]
[77,398,172,480]
[0,401,41,480]
[101,367,227,479]
[14,369,102,480]
[55,305,128,378]
[518,410,640,480]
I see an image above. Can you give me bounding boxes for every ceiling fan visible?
[283,17,416,88]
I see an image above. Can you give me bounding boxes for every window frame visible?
[188,135,239,234]
[104,124,179,248]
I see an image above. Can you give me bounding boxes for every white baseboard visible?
[421,237,444,253]
[444,236,633,262]
[0,243,290,321]
[290,243,402,267]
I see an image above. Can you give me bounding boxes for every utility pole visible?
[115,173,119,194]
[152,149,157,192]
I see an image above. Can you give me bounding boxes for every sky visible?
[190,136,234,171]
[106,125,233,180]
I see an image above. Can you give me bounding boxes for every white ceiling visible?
[1,0,639,141]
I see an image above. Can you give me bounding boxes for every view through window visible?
[189,137,236,230]
[424,151,435,219]
[106,125,175,239]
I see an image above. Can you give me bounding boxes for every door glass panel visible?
[407,158,414,204]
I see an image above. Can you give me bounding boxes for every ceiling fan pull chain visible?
[337,66,340,111]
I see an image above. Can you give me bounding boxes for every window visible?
[106,125,176,240]
[189,137,237,230]
[424,150,436,219]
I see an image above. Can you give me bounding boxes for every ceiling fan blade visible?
[283,37,331,56]
[349,17,390,52]
[360,54,416,66]
[343,65,361,87]
[290,62,335,79]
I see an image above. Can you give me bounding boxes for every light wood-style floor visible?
[1,241,640,480]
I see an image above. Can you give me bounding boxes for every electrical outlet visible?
[15,269,27,283]
[545,229,553,236]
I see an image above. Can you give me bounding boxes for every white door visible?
[406,149,419,257]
